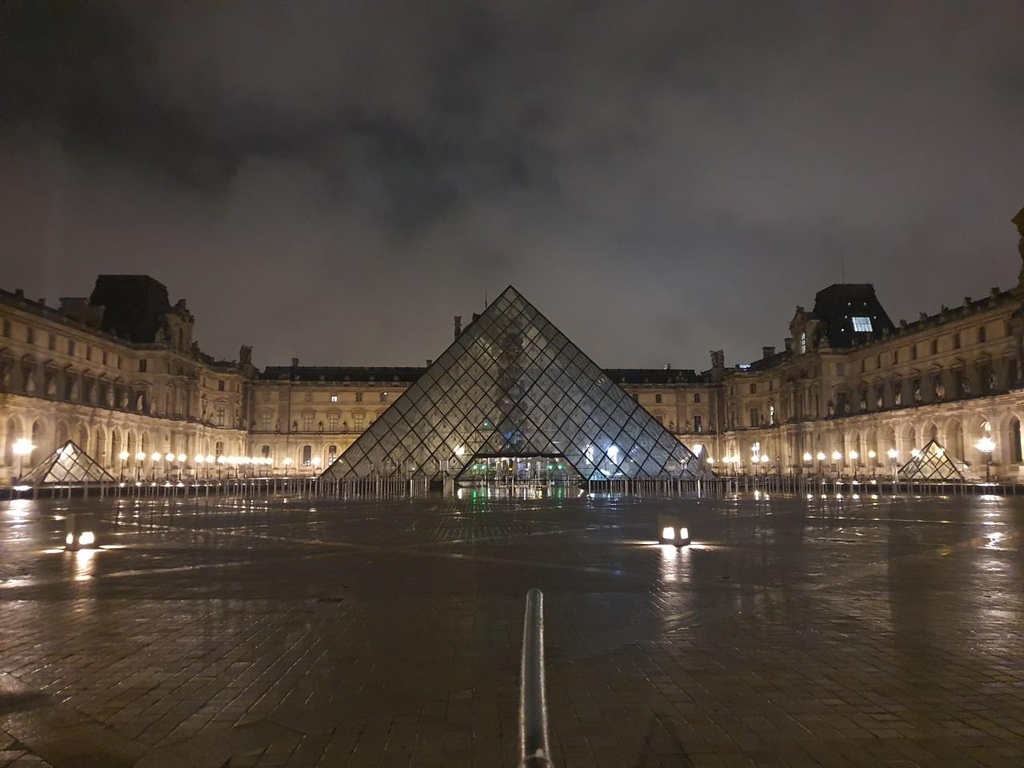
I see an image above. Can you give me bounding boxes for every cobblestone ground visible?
[1,489,1023,767]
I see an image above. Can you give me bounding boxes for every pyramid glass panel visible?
[22,441,115,485]
[898,440,965,481]
[321,286,702,482]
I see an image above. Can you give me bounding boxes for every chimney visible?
[454,316,462,339]
[291,357,299,368]
[762,346,775,359]
[783,337,793,352]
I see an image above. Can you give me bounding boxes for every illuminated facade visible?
[2,208,1024,485]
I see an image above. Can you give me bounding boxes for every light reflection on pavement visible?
[0,491,1022,767]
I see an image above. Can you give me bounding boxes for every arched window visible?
[261,445,271,458]
[1013,418,1023,464]
[301,445,312,466]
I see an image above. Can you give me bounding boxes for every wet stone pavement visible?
[1,489,1023,767]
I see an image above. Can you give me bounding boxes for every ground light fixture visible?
[658,514,691,546]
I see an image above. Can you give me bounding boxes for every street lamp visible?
[849,449,859,481]
[867,449,877,479]
[975,436,995,483]
[135,451,147,480]
[150,451,162,480]
[816,451,826,475]
[12,438,33,479]
[118,450,129,481]
[887,448,899,487]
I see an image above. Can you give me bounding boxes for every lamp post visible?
[12,438,34,480]
[282,456,293,477]
[150,451,162,481]
[176,453,187,481]
[867,449,876,479]
[803,451,812,476]
[887,447,898,488]
[118,450,129,481]
[975,436,995,483]
[816,451,826,476]
[831,450,842,479]
[849,449,859,481]
[135,451,147,481]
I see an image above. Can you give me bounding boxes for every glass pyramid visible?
[321,286,702,482]
[898,439,964,481]
[23,440,116,485]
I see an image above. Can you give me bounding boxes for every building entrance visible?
[455,455,580,487]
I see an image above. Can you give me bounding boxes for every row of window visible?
[2,317,122,368]
[258,412,368,432]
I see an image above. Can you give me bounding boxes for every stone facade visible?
[3,210,1024,484]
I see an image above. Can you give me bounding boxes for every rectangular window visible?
[260,412,272,431]
[48,333,56,351]
[655,393,662,404]
[27,327,35,345]
[911,344,918,360]
[931,339,938,355]
[693,393,701,404]
[355,392,363,402]
[102,350,108,365]
[68,339,76,356]
[693,415,702,433]
[302,413,314,431]
[218,380,225,391]
[953,332,961,350]
[353,412,365,430]
[978,325,987,343]
[85,345,92,361]
[893,349,898,364]
[799,332,807,354]
[330,394,338,403]
[852,316,873,332]
[328,413,339,430]
[749,408,759,426]
[138,359,147,373]
[749,383,756,394]
[215,406,225,426]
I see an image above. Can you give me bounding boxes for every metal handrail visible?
[519,588,553,768]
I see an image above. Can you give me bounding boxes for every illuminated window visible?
[799,332,807,354]
[852,316,873,332]
[331,394,338,403]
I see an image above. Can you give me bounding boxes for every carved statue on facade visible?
[935,383,945,400]
[894,391,902,406]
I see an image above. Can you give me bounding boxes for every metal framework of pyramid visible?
[898,439,964,481]
[22,440,116,485]
[321,286,702,482]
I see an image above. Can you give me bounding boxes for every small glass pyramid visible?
[898,439,964,481]
[322,286,702,482]
[22,440,116,485]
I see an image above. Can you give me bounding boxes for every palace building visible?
[2,209,1024,485]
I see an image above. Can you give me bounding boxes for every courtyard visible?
[1,490,1022,767]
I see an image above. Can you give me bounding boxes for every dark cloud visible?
[1,1,1023,368]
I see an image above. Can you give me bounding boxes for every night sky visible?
[2,2,1023,370]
